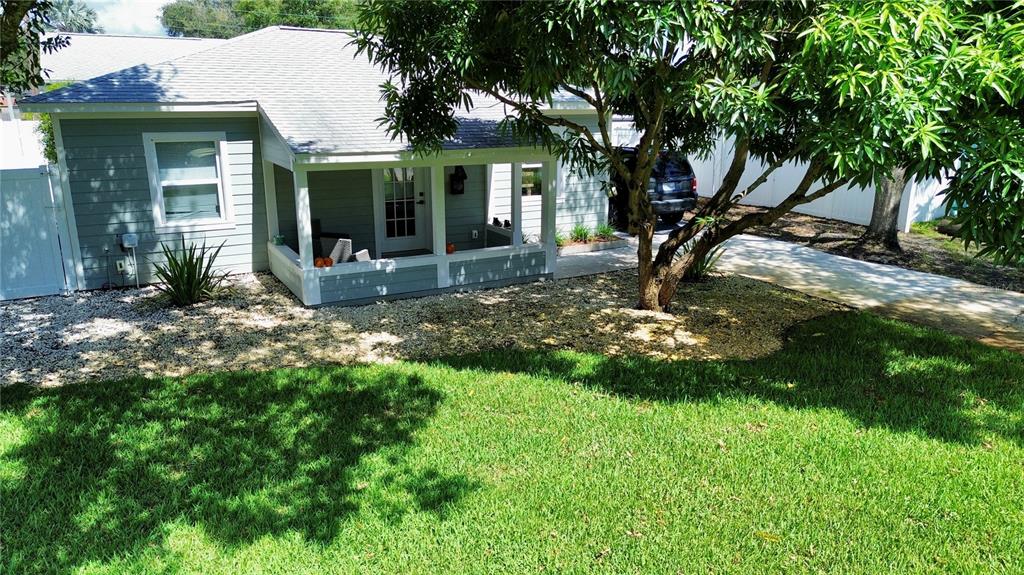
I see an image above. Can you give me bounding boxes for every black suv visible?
[609,148,698,227]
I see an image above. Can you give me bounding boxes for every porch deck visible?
[269,242,549,305]
[263,153,558,306]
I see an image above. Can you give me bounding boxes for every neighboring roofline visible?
[44,32,224,41]
[542,106,595,113]
[19,101,258,114]
[275,26,355,34]
[140,25,281,70]
[26,26,282,104]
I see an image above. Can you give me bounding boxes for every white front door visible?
[378,167,431,254]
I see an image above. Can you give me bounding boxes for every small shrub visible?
[153,239,227,306]
[554,231,568,247]
[36,114,57,164]
[570,223,592,243]
[678,240,726,281]
[32,83,70,165]
[595,222,617,240]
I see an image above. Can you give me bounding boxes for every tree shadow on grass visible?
[439,311,1024,447]
[1,365,475,574]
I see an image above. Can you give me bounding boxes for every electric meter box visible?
[120,233,139,249]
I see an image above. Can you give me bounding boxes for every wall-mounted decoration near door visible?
[449,165,467,194]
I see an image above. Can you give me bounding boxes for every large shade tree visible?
[841,1,1024,255]
[1,0,69,93]
[44,0,103,33]
[356,0,1024,311]
[160,0,359,38]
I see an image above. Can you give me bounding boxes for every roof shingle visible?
[26,27,559,155]
[41,32,226,83]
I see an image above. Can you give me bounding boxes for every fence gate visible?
[0,165,70,300]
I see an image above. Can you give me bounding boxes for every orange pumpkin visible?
[314,257,325,268]
[323,257,333,267]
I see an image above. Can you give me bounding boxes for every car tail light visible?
[691,177,697,194]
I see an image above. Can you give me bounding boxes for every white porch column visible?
[511,162,523,246]
[293,167,313,269]
[430,164,449,288]
[293,166,321,305]
[541,158,558,274]
[263,160,279,239]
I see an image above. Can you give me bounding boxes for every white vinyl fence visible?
[613,121,948,231]
[0,164,73,300]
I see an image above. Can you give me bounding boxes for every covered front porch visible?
[262,149,558,306]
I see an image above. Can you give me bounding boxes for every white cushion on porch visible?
[351,249,370,262]
[322,238,352,264]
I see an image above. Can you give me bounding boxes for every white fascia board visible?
[294,146,557,169]
[257,108,295,169]
[17,101,258,115]
[539,105,596,114]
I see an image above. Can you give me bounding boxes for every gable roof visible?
[41,33,227,83]
[24,27,588,156]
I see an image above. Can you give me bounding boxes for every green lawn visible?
[910,219,1019,267]
[2,312,1022,574]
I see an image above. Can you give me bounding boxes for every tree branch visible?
[464,79,633,180]
[591,81,616,153]
[559,84,599,109]
[703,138,751,214]
[0,2,34,70]
[652,138,750,263]
[720,165,849,239]
[724,146,802,209]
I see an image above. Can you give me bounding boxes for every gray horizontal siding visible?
[449,251,546,286]
[489,154,607,240]
[309,169,376,258]
[489,164,543,238]
[319,264,437,302]
[60,116,268,289]
[557,163,606,233]
[555,117,607,233]
[444,164,486,250]
[274,164,298,251]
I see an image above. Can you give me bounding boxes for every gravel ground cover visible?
[1,270,840,387]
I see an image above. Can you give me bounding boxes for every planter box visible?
[557,238,629,255]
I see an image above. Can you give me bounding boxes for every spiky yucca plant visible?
[679,241,726,282]
[152,239,227,306]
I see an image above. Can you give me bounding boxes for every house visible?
[18,26,606,306]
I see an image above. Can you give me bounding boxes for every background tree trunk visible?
[860,166,907,251]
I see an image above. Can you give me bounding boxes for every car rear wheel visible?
[659,212,684,226]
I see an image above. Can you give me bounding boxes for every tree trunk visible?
[861,166,907,251]
[636,220,662,310]
[656,234,714,310]
[639,161,848,312]
[0,3,35,68]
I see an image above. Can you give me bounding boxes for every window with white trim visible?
[143,132,234,230]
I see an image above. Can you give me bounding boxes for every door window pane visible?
[522,164,542,196]
[384,168,417,238]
